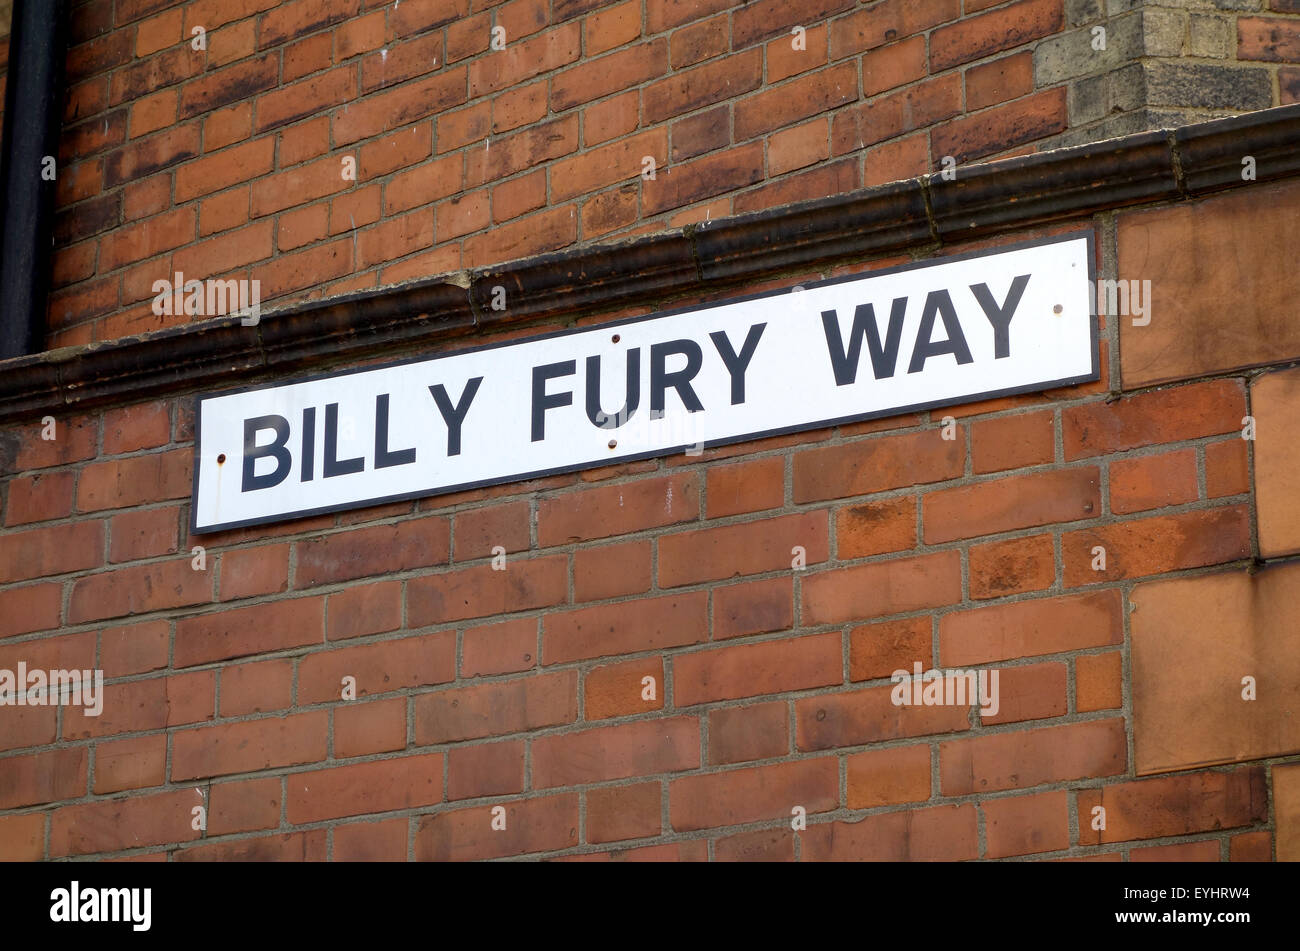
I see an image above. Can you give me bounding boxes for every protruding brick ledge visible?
[1,103,1298,426]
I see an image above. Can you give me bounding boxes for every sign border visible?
[191,229,1099,534]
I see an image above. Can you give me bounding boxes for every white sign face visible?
[191,232,1096,533]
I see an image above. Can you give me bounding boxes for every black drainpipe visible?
[0,0,66,360]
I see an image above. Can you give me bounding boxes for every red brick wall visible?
[51,0,1300,347]
[6,171,1300,860]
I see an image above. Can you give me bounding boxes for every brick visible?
[208,777,281,835]
[335,697,408,758]
[931,0,1062,71]
[122,175,171,223]
[447,740,525,800]
[643,50,762,124]
[295,518,449,587]
[670,758,837,831]
[220,659,293,716]
[676,631,841,706]
[767,119,829,176]
[461,617,537,677]
[846,744,931,809]
[1130,840,1221,862]
[1078,768,1267,845]
[793,429,963,503]
[361,34,443,93]
[796,682,969,750]
[102,402,170,454]
[99,621,168,677]
[732,0,855,47]
[969,533,1054,600]
[385,155,462,215]
[1229,830,1271,863]
[175,830,327,862]
[492,170,547,222]
[768,24,827,83]
[983,790,1069,858]
[78,453,190,515]
[1118,183,1300,387]
[829,0,962,58]
[544,591,708,664]
[413,670,577,743]
[436,191,490,242]
[573,540,652,602]
[538,474,696,546]
[0,814,45,861]
[1277,763,1300,861]
[468,23,581,98]
[966,51,1034,110]
[257,238,354,299]
[972,410,1054,474]
[417,792,578,861]
[832,75,962,153]
[63,670,214,739]
[1110,449,1198,514]
[713,576,793,640]
[836,496,916,559]
[284,32,333,82]
[171,711,329,781]
[801,551,962,626]
[862,35,926,96]
[67,558,212,625]
[708,701,788,765]
[462,204,578,266]
[251,154,352,218]
[586,782,660,843]
[173,597,324,667]
[645,0,733,33]
[406,554,568,626]
[714,827,795,862]
[940,718,1127,795]
[287,754,443,824]
[552,39,668,112]
[533,716,699,787]
[333,68,468,146]
[1252,368,1300,556]
[334,819,407,861]
[337,10,386,60]
[981,661,1067,725]
[659,511,828,587]
[5,471,76,526]
[92,735,166,794]
[1076,651,1122,713]
[1064,380,1245,460]
[734,63,858,142]
[108,507,180,562]
[548,127,664,202]
[298,632,455,704]
[0,749,86,809]
[179,54,278,120]
[200,186,250,236]
[1130,562,1300,773]
[1063,506,1250,586]
[587,0,641,55]
[643,140,763,215]
[51,788,200,856]
[326,580,402,639]
[848,616,931,682]
[933,87,1068,164]
[1238,16,1300,61]
[705,457,784,518]
[803,803,979,860]
[1205,438,1249,499]
[98,206,195,270]
[279,116,331,166]
[670,14,728,68]
[586,657,664,719]
[923,466,1100,544]
[940,589,1122,666]
[583,91,640,148]
[4,415,98,472]
[260,0,360,47]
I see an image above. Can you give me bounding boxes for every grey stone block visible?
[1143,62,1273,110]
